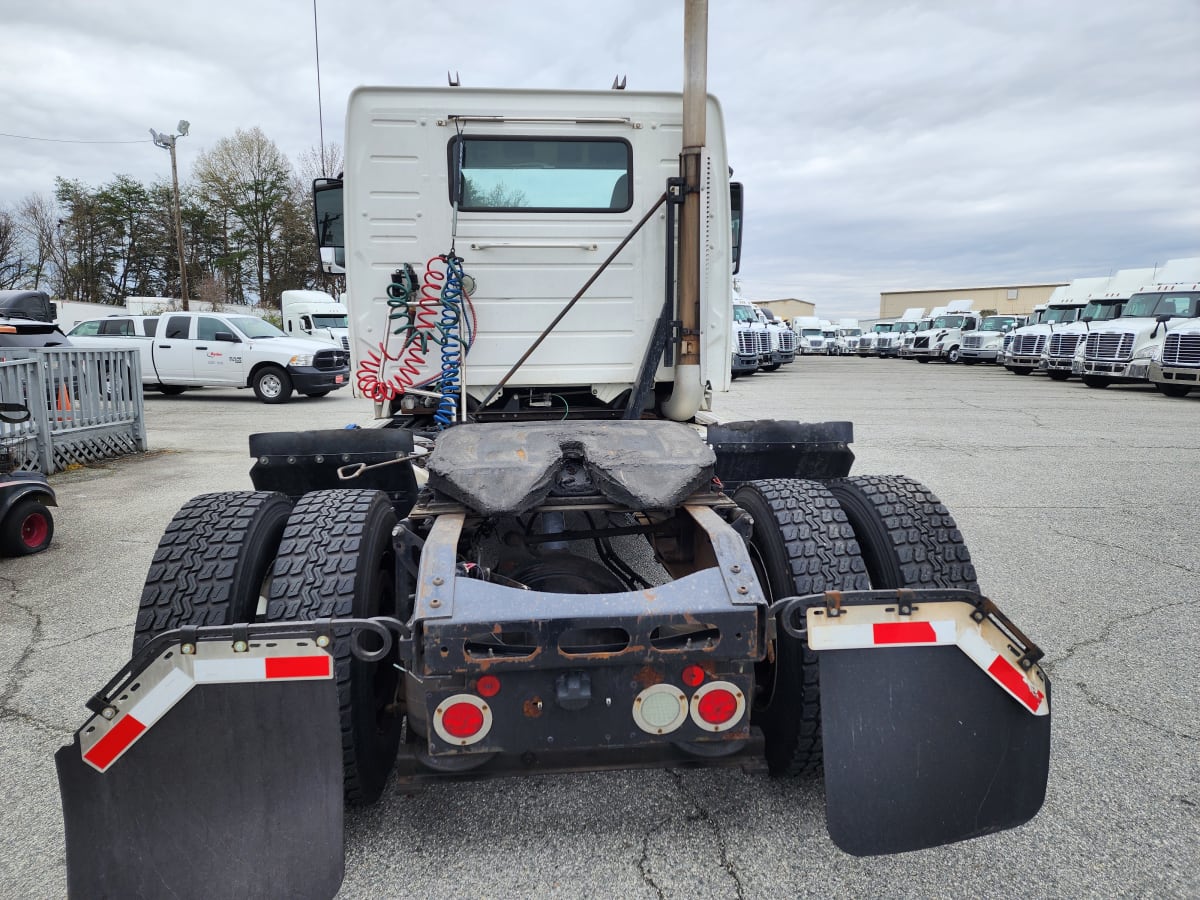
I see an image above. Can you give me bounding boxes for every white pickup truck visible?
[67,311,350,403]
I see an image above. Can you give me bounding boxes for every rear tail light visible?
[433,694,492,746]
[690,681,745,732]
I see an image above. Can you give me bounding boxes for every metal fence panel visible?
[0,349,146,473]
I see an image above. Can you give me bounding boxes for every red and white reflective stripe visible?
[809,619,957,649]
[807,601,1048,716]
[956,628,1046,714]
[80,644,333,773]
[193,654,332,683]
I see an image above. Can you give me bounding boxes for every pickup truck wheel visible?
[825,475,978,592]
[733,479,869,777]
[1082,375,1111,389]
[266,490,402,804]
[0,498,54,556]
[134,491,293,653]
[253,365,294,403]
[156,384,187,395]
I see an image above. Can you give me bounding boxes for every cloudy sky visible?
[4,0,1198,318]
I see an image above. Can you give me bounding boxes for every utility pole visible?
[151,120,191,310]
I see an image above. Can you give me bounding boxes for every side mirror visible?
[729,182,744,275]
[312,178,346,275]
[49,301,58,320]
[215,331,240,343]
[1156,313,1172,323]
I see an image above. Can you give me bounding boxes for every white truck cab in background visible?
[1041,268,1154,380]
[754,305,796,370]
[1150,314,1200,397]
[959,314,1022,365]
[857,320,894,357]
[900,307,943,359]
[908,300,978,363]
[731,292,764,377]
[792,316,826,354]
[878,307,924,358]
[833,318,862,355]
[1004,277,1109,375]
[281,290,350,350]
[1075,257,1200,389]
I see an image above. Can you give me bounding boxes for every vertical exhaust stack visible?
[664,0,707,420]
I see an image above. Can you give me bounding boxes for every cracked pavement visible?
[2,359,1197,899]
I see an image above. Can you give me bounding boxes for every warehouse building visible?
[879,283,1066,318]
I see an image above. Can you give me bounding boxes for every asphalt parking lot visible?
[1,359,1196,899]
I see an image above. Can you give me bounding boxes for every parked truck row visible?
[823,258,1200,398]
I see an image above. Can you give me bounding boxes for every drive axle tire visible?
[825,475,978,592]
[266,489,402,804]
[734,479,869,777]
[1,498,54,556]
[252,364,294,403]
[134,491,294,653]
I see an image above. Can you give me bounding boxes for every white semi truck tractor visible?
[857,320,894,357]
[1004,277,1109,375]
[908,300,979,363]
[53,6,1051,892]
[877,307,924,358]
[1042,268,1154,380]
[959,314,1022,364]
[1075,258,1200,389]
[1150,314,1200,396]
[792,315,827,354]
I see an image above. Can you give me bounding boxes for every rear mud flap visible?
[784,590,1051,856]
[56,629,345,900]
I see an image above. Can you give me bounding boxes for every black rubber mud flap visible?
[56,675,344,899]
[819,644,1051,855]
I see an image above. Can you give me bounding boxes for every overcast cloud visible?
[3,0,1197,318]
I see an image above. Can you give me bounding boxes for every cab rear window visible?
[448,136,632,212]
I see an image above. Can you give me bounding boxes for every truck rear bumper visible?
[406,507,766,761]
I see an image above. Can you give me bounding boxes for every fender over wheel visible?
[266,489,403,804]
[134,491,294,653]
[733,479,869,776]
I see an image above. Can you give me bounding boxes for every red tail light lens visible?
[689,681,746,733]
[443,702,484,738]
[681,665,705,687]
[433,694,493,745]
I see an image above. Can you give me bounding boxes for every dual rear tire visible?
[135,488,402,803]
[736,475,978,777]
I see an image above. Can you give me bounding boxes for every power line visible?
[0,132,151,145]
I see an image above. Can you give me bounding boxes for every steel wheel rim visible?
[21,512,49,548]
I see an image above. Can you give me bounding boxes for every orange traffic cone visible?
[55,384,73,421]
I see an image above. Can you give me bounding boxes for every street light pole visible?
[151,120,190,310]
